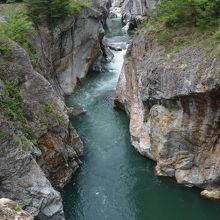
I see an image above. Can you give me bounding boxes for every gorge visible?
[62,16,220,220]
[0,0,220,219]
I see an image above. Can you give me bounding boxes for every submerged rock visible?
[201,190,220,201]
[109,43,123,51]
[67,106,87,117]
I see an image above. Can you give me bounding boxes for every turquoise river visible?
[62,18,220,220]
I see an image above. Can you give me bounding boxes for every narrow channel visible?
[62,18,220,220]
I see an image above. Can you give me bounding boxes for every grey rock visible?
[0,79,8,102]
[0,198,33,220]
[0,35,83,218]
[67,106,87,117]
[110,0,157,23]
[0,120,64,219]
[31,7,111,95]
[109,43,123,51]
[115,28,220,199]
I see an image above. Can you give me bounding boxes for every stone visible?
[0,198,33,220]
[0,120,64,219]
[0,0,111,218]
[67,106,87,117]
[109,43,123,51]
[0,79,8,102]
[201,190,220,200]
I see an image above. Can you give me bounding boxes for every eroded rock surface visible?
[0,198,33,220]
[0,34,83,219]
[115,30,220,198]
[32,7,112,95]
[110,0,156,26]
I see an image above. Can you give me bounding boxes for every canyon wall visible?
[0,2,110,219]
[115,28,220,199]
[110,0,156,21]
[32,7,111,95]
[0,36,83,219]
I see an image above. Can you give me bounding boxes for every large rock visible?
[115,29,220,198]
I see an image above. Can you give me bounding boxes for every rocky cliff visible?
[0,35,84,219]
[32,7,112,95]
[115,28,220,199]
[0,1,110,219]
[110,0,156,27]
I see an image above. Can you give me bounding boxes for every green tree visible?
[153,0,220,29]
[24,0,70,26]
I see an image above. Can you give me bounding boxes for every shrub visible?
[0,10,32,51]
[14,204,22,212]
[216,48,220,58]
[24,0,89,27]
[0,45,14,60]
[213,31,220,42]
[157,29,174,46]
[39,100,64,125]
[0,81,24,122]
[69,0,90,15]
[152,0,220,29]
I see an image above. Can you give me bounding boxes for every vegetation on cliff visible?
[24,0,89,26]
[134,0,220,65]
[0,0,90,70]
[153,0,220,29]
[0,0,89,45]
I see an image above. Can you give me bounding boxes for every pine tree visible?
[24,0,70,27]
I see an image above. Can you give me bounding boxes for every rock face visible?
[0,198,33,220]
[115,30,220,198]
[0,34,83,218]
[110,0,156,21]
[32,7,111,95]
[0,1,112,218]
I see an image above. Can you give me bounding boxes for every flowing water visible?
[62,18,220,220]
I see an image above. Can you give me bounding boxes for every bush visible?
[0,9,32,50]
[214,31,220,42]
[69,0,90,15]
[0,45,14,60]
[152,0,220,29]
[24,0,89,27]
[0,81,24,122]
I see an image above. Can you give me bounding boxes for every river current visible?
[62,18,220,220]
